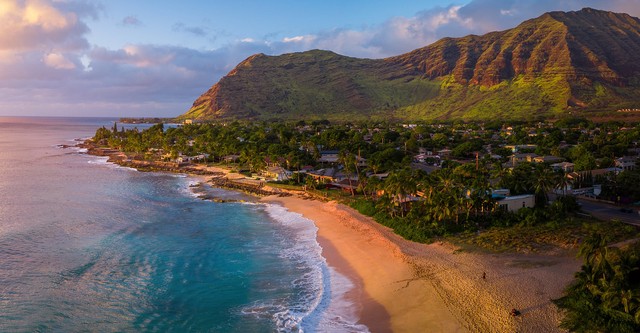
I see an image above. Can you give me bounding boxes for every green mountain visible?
[181,8,640,122]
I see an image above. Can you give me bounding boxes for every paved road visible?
[577,197,640,226]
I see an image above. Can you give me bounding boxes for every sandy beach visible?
[262,195,582,333]
[86,145,582,332]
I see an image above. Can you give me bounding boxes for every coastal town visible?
[5,1,640,332]
[85,117,640,332]
[96,118,640,218]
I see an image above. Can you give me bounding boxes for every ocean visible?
[0,117,367,332]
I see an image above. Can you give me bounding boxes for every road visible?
[576,197,640,226]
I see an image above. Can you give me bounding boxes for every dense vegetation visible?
[94,118,640,240]
[554,235,640,332]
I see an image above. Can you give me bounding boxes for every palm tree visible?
[555,170,573,197]
[429,170,462,224]
[532,164,556,207]
[339,150,357,196]
[383,168,417,217]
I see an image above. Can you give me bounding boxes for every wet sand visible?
[262,196,581,333]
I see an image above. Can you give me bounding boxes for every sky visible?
[1,0,639,117]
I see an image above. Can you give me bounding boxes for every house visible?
[615,156,637,171]
[264,166,292,181]
[370,172,389,180]
[318,150,340,163]
[307,167,343,183]
[330,179,361,192]
[437,149,452,158]
[551,162,575,173]
[175,153,209,164]
[223,155,240,163]
[505,144,537,152]
[410,163,441,174]
[491,189,511,198]
[567,167,623,185]
[299,165,315,173]
[533,156,564,164]
[510,153,538,166]
[497,194,535,212]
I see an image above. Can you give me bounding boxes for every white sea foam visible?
[86,156,110,165]
[84,155,138,172]
[171,174,188,178]
[262,203,369,333]
[179,178,203,199]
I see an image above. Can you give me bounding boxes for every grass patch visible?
[265,183,304,191]
[449,218,639,254]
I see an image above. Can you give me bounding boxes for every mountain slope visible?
[185,50,440,121]
[181,8,640,122]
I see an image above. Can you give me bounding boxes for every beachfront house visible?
[307,167,350,183]
[264,166,292,181]
[176,153,209,164]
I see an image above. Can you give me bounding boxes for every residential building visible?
[616,156,637,171]
[551,162,575,173]
[510,153,538,166]
[264,166,292,181]
[497,194,535,212]
[318,150,340,163]
[533,156,564,164]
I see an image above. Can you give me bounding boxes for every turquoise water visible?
[0,117,366,332]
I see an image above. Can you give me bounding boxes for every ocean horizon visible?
[0,116,367,332]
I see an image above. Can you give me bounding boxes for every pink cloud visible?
[1,0,639,117]
[43,52,76,69]
[0,0,91,52]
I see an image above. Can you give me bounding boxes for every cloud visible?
[282,36,306,43]
[43,52,76,69]
[1,0,640,117]
[122,15,142,27]
[269,0,640,59]
[0,0,94,52]
[172,22,207,37]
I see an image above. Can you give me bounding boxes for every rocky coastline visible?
[79,140,290,198]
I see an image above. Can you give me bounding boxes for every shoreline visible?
[262,196,464,332]
[262,195,582,333]
[81,142,582,332]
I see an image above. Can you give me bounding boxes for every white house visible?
[176,153,209,164]
[264,166,292,181]
[497,194,535,212]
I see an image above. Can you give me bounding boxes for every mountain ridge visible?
[181,8,640,122]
